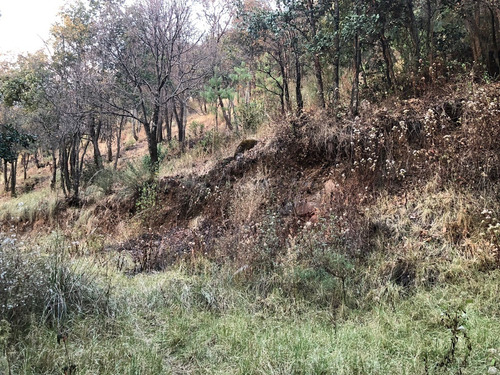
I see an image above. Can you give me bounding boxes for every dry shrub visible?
[285,82,500,191]
[230,171,269,226]
[365,178,500,295]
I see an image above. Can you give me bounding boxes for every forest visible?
[1,0,500,374]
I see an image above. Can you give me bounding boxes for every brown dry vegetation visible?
[1,82,499,275]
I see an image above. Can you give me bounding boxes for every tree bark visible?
[380,32,396,89]
[10,159,17,197]
[3,160,10,193]
[405,0,421,72]
[426,0,434,82]
[218,95,233,131]
[351,15,361,117]
[156,106,164,143]
[90,117,103,169]
[293,36,304,115]
[313,54,326,108]
[50,149,57,191]
[107,136,113,163]
[22,153,29,180]
[114,117,124,170]
[165,102,173,142]
[333,0,340,105]
[489,5,500,75]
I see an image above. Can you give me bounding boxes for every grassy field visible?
[1,234,499,375]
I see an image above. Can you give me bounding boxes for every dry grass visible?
[230,169,270,226]
[365,177,500,294]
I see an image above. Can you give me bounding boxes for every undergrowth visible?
[2,243,500,374]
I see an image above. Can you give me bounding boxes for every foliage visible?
[199,129,228,154]
[142,144,167,171]
[0,238,111,333]
[0,124,35,163]
[236,101,264,133]
[135,182,158,213]
[117,161,153,200]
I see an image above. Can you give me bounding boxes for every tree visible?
[0,123,35,196]
[98,0,202,168]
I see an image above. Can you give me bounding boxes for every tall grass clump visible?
[116,161,155,200]
[0,189,59,225]
[0,238,112,334]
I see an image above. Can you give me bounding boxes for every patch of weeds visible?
[424,304,473,374]
[236,102,264,133]
[189,120,205,137]
[0,320,12,375]
[0,241,112,333]
[136,181,158,212]
[123,138,136,151]
[199,129,227,154]
[142,144,168,171]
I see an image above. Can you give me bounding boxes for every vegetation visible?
[1,0,500,373]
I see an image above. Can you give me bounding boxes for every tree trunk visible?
[489,5,500,75]
[69,133,81,205]
[173,100,184,143]
[132,111,139,141]
[22,153,29,180]
[333,0,340,105]
[313,54,326,108]
[10,159,17,197]
[380,32,396,89]
[34,149,42,168]
[351,21,361,116]
[3,160,9,193]
[156,107,163,143]
[106,136,113,163]
[90,117,103,169]
[426,0,434,82]
[114,117,124,171]
[165,102,173,142]
[405,0,421,72]
[293,37,304,115]
[60,145,70,197]
[218,95,233,131]
[146,105,160,169]
[50,149,57,191]
[465,8,483,71]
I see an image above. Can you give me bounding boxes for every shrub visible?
[136,181,158,212]
[236,102,265,133]
[117,161,153,201]
[0,238,111,333]
[189,121,205,137]
[199,129,227,154]
[142,144,168,171]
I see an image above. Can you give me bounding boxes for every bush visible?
[189,121,205,137]
[136,181,158,212]
[141,144,168,171]
[0,238,112,333]
[236,102,265,133]
[199,129,227,154]
[117,161,153,200]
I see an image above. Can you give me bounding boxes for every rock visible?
[234,139,258,157]
[294,200,318,217]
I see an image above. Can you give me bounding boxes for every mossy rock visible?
[234,139,258,157]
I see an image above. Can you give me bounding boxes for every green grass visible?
[0,188,59,224]
[3,258,500,375]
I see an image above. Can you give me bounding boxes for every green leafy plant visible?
[236,102,264,133]
[189,121,205,138]
[136,181,158,212]
[0,320,12,375]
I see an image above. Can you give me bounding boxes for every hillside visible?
[1,80,500,374]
